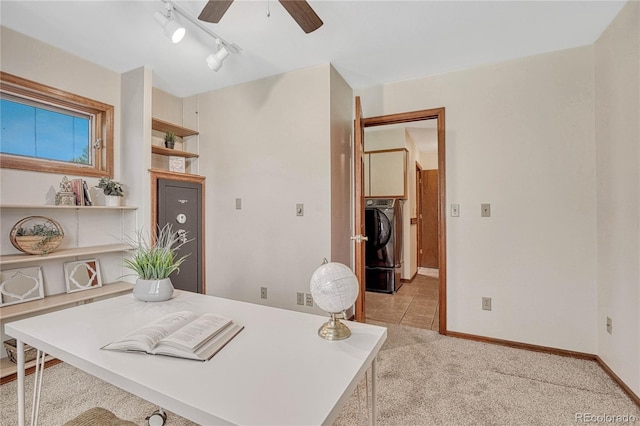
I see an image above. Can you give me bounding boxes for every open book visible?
[102,311,243,361]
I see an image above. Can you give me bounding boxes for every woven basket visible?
[10,216,64,255]
[3,338,37,364]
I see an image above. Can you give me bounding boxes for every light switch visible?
[235,198,242,210]
[481,203,491,217]
[450,204,460,217]
[296,203,304,216]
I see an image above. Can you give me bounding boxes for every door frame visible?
[355,106,447,333]
[416,162,423,269]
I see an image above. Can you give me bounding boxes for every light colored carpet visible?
[2,322,638,425]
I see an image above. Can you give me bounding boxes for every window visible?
[0,72,113,177]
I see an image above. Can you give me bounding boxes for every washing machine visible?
[365,198,403,293]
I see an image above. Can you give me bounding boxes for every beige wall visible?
[595,0,640,396]
[0,27,122,204]
[195,64,347,314]
[0,27,132,353]
[358,45,598,354]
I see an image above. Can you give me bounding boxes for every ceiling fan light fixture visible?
[206,46,229,71]
[154,10,185,43]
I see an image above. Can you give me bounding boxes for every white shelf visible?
[1,355,57,382]
[0,281,133,321]
[1,282,133,380]
[0,244,132,266]
[0,204,138,210]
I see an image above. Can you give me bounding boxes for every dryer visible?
[365,198,403,293]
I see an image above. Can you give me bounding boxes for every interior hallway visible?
[365,269,439,331]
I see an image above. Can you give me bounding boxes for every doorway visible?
[353,101,446,333]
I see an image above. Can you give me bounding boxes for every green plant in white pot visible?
[124,224,190,302]
[97,177,124,207]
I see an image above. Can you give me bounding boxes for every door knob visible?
[350,235,368,243]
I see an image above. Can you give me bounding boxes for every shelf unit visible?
[152,118,199,137]
[152,145,199,158]
[0,244,132,266]
[0,204,137,381]
[0,282,133,382]
[0,205,138,210]
[151,118,200,174]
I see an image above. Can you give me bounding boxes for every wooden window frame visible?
[0,72,114,178]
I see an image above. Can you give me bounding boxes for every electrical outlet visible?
[297,292,305,305]
[606,317,612,334]
[305,293,313,307]
[482,297,492,311]
[260,287,267,299]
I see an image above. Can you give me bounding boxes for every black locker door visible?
[157,178,202,293]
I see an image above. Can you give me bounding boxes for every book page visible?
[154,323,244,361]
[103,311,198,352]
[160,313,232,351]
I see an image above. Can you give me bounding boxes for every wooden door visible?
[354,96,366,322]
[420,170,439,268]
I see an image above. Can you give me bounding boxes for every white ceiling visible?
[0,1,626,98]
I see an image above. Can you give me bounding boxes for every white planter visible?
[104,195,122,207]
[133,278,174,302]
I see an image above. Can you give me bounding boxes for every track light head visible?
[206,46,230,72]
[154,10,185,43]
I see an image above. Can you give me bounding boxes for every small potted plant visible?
[164,131,176,149]
[123,224,190,302]
[10,216,64,255]
[97,177,124,206]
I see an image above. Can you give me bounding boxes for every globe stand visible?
[318,312,351,340]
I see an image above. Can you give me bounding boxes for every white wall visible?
[358,46,598,354]
[594,0,640,397]
[195,64,339,315]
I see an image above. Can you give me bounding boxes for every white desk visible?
[6,290,387,425]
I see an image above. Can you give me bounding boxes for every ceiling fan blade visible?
[198,0,234,23]
[278,0,323,34]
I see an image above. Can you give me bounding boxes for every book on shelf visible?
[102,311,243,361]
[70,179,85,206]
[82,180,93,206]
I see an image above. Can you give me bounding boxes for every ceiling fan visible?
[198,0,323,34]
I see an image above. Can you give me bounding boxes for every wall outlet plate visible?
[482,297,492,311]
[305,293,313,307]
[260,287,267,299]
[297,292,305,305]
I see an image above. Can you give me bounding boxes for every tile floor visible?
[365,270,439,331]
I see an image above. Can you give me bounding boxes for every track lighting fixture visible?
[155,1,241,70]
[154,3,185,44]
[206,41,230,72]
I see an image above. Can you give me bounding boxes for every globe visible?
[310,262,359,314]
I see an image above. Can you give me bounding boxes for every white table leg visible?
[371,357,378,426]
[17,340,25,426]
[31,350,46,426]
